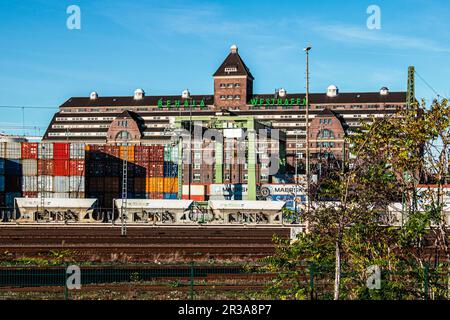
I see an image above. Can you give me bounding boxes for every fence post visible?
[189,262,194,300]
[64,266,69,300]
[309,263,315,300]
[424,263,429,300]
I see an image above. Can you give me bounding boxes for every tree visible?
[261,98,449,300]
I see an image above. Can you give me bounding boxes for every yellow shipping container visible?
[146,177,164,193]
[119,146,135,162]
[163,177,178,193]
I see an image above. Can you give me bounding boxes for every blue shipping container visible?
[163,163,178,177]
[0,176,4,192]
[163,193,178,199]
[5,192,21,207]
[4,159,21,176]
[0,159,4,175]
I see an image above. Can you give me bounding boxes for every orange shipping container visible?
[119,146,135,162]
[146,177,164,193]
[163,177,178,193]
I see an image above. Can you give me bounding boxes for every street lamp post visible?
[304,46,311,231]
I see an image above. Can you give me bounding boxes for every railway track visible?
[0,226,291,262]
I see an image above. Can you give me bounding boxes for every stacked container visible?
[0,142,22,209]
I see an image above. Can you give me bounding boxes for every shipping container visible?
[0,193,5,207]
[21,142,38,159]
[38,160,54,176]
[69,192,85,198]
[23,191,38,198]
[148,192,164,199]
[134,177,146,193]
[181,195,205,201]
[69,160,85,176]
[164,145,179,162]
[54,176,70,193]
[104,161,121,176]
[22,176,37,192]
[37,176,53,192]
[0,176,4,192]
[182,184,206,196]
[134,146,150,162]
[149,146,164,162]
[5,176,22,192]
[163,193,178,199]
[87,177,105,193]
[163,177,178,193]
[70,143,86,159]
[53,143,70,160]
[0,159,4,175]
[53,192,70,199]
[69,176,85,192]
[86,160,105,176]
[54,160,70,176]
[0,143,6,158]
[146,177,164,192]
[148,163,164,177]
[38,143,54,159]
[104,145,120,158]
[163,163,178,177]
[22,159,38,176]
[5,192,21,207]
[4,159,21,176]
[119,146,135,162]
[5,142,22,159]
[104,177,120,193]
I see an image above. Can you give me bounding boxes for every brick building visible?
[43,45,408,172]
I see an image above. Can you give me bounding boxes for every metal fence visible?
[0,263,448,300]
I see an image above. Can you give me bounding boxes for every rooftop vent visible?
[182,89,191,99]
[134,88,145,100]
[89,92,98,100]
[278,88,287,98]
[380,87,389,96]
[326,85,338,97]
[230,44,238,53]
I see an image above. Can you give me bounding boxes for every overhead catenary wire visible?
[414,70,448,100]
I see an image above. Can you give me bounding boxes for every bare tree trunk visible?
[334,239,341,300]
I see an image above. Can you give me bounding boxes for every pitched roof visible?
[213,51,254,79]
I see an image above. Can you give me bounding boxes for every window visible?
[194,153,201,160]
[220,83,226,88]
[234,95,241,100]
[227,83,234,88]
[116,131,131,140]
[194,163,201,170]
[193,174,201,181]
[227,95,233,100]
[235,83,240,88]
[318,129,335,139]
[118,120,128,127]
[220,95,226,100]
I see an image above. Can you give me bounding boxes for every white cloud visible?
[312,23,450,53]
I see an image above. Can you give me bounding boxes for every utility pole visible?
[304,46,312,232]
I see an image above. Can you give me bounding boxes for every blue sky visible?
[0,0,449,136]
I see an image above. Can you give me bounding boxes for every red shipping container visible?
[38,160,54,176]
[148,192,164,199]
[182,195,205,201]
[23,192,38,198]
[149,146,164,162]
[69,160,85,176]
[21,142,38,159]
[53,143,70,160]
[54,160,70,176]
[134,146,151,162]
[104,145,120,158]
[148,163,164,177]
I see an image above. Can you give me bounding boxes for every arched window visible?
[317,129,335,139]
[116,131,131,140]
